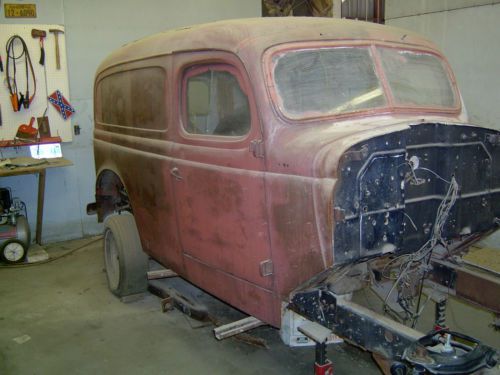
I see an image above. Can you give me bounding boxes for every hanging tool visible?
[0,55,3,72]
[34,29,51,131]
[9,85,19,112]
[16,117,38,140]
[48,29,64,70]
[31,29,46,66]
[5,35,36,112]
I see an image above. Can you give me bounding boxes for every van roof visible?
[97,17,439,74]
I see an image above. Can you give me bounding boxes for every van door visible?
[94,59,184,273]
[169,52,275,320]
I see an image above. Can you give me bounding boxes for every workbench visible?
[0,157,73,244]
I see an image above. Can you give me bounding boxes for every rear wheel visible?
[104,213,148,298]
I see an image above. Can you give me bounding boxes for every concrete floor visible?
[0,238,380,375]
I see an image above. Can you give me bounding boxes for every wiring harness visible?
[382,168,459,327]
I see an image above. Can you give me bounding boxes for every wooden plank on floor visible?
[214,316,264,340]
[147,269,177,280]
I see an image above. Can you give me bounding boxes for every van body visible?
[91,18,500,331]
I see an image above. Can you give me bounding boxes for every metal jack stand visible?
[298,321,334,375]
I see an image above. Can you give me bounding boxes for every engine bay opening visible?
[333,123,500,264]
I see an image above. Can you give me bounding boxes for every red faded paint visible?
[93,18,470,327]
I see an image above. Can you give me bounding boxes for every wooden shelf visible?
[0,137,62,148]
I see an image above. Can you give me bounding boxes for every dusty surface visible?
[0,238,379,375]
[463,246,500,275]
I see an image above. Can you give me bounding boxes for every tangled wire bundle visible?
[382,173,459,326]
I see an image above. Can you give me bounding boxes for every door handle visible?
[170,167,183,181]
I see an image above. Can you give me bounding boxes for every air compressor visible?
[0,188,30,263]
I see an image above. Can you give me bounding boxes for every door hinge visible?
[260,259,273,277]
[250,139,265,158]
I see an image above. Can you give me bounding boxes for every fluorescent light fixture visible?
[30,143,63,159]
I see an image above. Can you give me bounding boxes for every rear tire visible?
[103,213,148,298]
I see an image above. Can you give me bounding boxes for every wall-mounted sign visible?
[4,3,37,18]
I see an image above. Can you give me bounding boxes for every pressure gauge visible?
[1,241,26,263]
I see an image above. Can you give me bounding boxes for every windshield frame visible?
[264,40,461,123]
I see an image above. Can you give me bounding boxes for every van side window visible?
[185,67,250,136]
[97,67,166,130]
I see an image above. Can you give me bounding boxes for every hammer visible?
[49,28,64,70]
[31,29,46,65]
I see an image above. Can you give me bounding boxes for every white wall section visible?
[0,0,261,242]
[386,0,500,130]
[387,0,500,247]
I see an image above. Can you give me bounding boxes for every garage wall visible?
[385,0,500,130]
[0,0,261,243]
[2,1,497,244]
[386,0,500,246]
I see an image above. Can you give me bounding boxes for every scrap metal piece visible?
[231,332,268,348]
[148,282,209,321]
[147,269,177,280]
[213,316,264,340]
[161,296,173,312]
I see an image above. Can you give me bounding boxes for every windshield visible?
[378,48,455,108]
[272,46,457,119]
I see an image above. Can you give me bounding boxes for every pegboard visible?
[0,24,73,143]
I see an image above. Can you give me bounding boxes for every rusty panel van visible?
[90,18,499,371]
